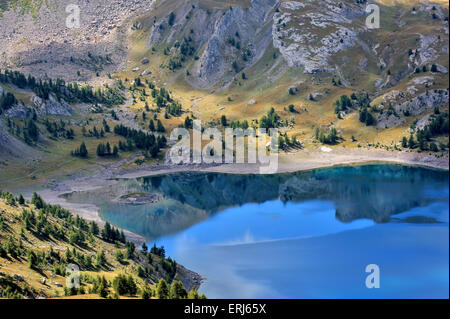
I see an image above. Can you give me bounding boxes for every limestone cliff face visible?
[148,0,277,89]
[2,94,73,119]
[195,0,276,88]
[147,0,448,93]
[272,0,364,73]
[147,0,370,86]
[377,89,449,128]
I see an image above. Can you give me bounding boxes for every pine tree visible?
[187,288,200,299]
[78,142,88,158]
[156,120,165,132]
[156,278,169,299]
[96,250,106,268]
[408,134,415,148]
[89,221,99,235]
[126,242,135,260]
[430,142,439,152]
[18,194,25,205]
[149,119,155,132]
[221,115,227,127]
[402,137,408,148]
[169,280,187,299]
[141,285,152,299]
[127,275,137,295]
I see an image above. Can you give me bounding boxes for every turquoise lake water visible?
[63,164,449,298]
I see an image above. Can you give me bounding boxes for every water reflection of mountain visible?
[64,165,448,240]
[140,165,447,224]
[141,173,285,212]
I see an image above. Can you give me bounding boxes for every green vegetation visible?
[45,119,75,140]
[0,91,17,114]
[279,132,302,151]
[23,119,39,144]
[334,95,352,115]
[259,108,280,130]
[0,191,201,299]
[359,108,376,126]
[0,69,125,106]
[315,127,342,145]
[113,124,167,158]
[0,0,51,19]
[168,12,175,26]
[96,142,119,157]
[71,142,88,158]
[401,112,449,151]
[165,36,196,71]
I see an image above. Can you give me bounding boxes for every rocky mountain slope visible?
[0,192,202,298]
[0,0,448,189]
[0,0,156,82]
[135,0,448,88]
[126,0,449,137]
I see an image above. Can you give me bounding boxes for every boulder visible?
[31,94,72,117]
[435,64,448,74]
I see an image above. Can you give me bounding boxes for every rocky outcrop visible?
[377,89,449,128]
[31,95,72,117]
[147,0,277,89]
[273,0,364,73]
[2,94,72,119]
[147,0,368,84]
[194,0,277,88]
[2,104,31,119]
[0,0,157,81]
[0,120,38,159]
[174,264,203,292]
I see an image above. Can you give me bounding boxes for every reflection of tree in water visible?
[66,165,447,240]
[141,173,285,212]
[280,165,447,223]
[140,165,448,225]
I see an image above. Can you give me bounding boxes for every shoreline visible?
[116,148,449,179]
[23,148,447,237]
[14,147,449,245]
[11,147,448,293]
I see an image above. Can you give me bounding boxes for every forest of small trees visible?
[0,69,125,106]
[315,127,341,145]
[259,108,280,130]
[401,111,449,152]
[71,142,88,158]
[96,142,119,157]
[114,124,167,158]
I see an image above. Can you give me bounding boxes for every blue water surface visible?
[63,164,449,298]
